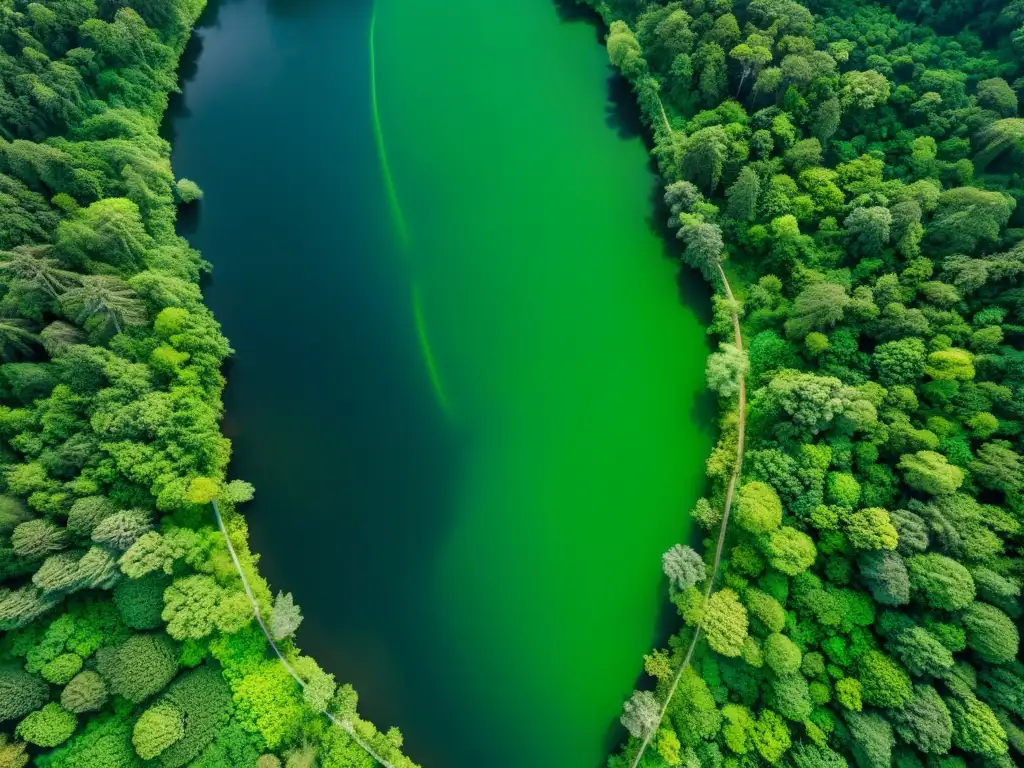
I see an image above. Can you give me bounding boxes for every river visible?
[168,1,712,766]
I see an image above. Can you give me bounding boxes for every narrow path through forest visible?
[630,262,746,768]
[211,501,401,768]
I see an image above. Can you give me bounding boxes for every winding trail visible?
[629,262,746,768]
[211,500,402,768]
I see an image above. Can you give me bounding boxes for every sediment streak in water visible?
[369,8,451,416]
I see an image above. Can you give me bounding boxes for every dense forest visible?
[587,0,1024,766]
[0,1,418,766]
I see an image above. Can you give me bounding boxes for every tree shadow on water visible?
[160,0,240,142]
[553,0,602,26]
[605,73,646,140]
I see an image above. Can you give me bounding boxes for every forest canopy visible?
[589,0,1024,766]
[0,0,418,766]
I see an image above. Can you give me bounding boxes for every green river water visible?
[169,0,712,765]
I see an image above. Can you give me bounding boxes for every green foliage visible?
[0,734,29,768]
[662,545,706,593]
[133,702,184,760]
[98,633,179,704]
[113,573,169,629]
[961,603,1019,664]
[844,507,898,550]
[34,714,138,768]
[0,667,49,723]
[735,481,783,535]
[233,660,305,751]
[856,650,913,709]
[763,633,802,674]
[891,685,952,755]
[947,691,1008,758]
[157,666,233,768]
[700,588,748,657]
[767,526,817,575]
[41,653,82,684]
[15,704,76,748]
[898,451,965,495]
[907,554,976,611]
[60,671,108,714]
[845,711,894,768]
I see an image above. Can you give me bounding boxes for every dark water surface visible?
[169,1,712,766]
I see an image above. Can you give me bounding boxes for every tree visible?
[974,117,1024,170]
[175,179,203,203]
[735,481,783,535]
[662,544,706,592]
[700,589,748,657]
[57,198,150,272]
[844,507,898,551]
[11,518,68,558]
[726,167,760,221]
[891,685,952,754]
[157,667,233,767]
[859,550,910,606]
[161,575,226,641]
[898,451,964,495]
[811,98,842,144]
[132,702,184,760]
[976,78,1018,116]
[840,70,891,110]
[947,691,1008,758]
[770,672,813,722]
[674,213,725,283]
[874,338,926,386]
[695,43,727,107]
[0,495,30,532]
[98,633,179,704]
[730,37,772,96]
[16,704,76,748]
[962,603,1019,664]
[61,275,147,336]
[743,589,785,633]
[607,21,647,80]
[0,668,49,723]
[970,441,1024,494]
[767,526,816,575]
[60,671,108,714]
[42,654,83,685]
[826,472,860,507]
[785,138,823,173]
[924,348,975,381]
[66,496,117,537]
[784,283,850,338]
[751,709,791,764]
[845,711,894,768]
[622,692,663,741]
[927,187,1014,253]
[114,574,169,630]
[0,244,80,298]
[845,206,892,255]
[888,626,955,677]
[857,650,913,708]
[91,509,152,551]
[683,126,729,193]
[907,553,975,610]
[706,342,747,399]
[763,633,801,674]
[836,677,862,711]
[270,591,303,641]
[0,734,28,768]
